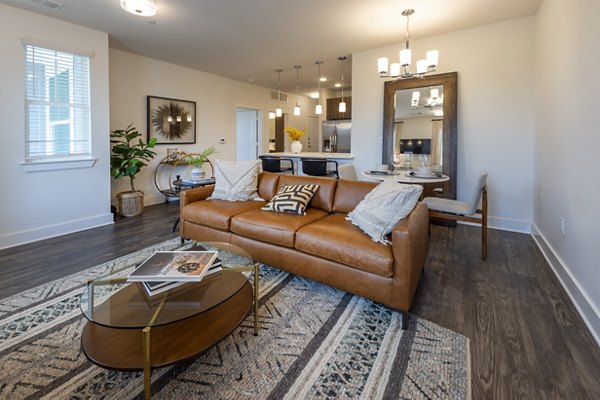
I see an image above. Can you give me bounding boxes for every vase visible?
[290,140,302,154]
[190,167,205,181]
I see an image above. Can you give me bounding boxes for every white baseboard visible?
[143,193,177,206]
[0,213,114,250]
[531,223,600,348]
[459,216,532,234]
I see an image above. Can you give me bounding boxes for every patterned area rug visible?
[0,238,470,399]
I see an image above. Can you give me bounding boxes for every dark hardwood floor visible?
[0,201,180,299]
[1,202,599,398]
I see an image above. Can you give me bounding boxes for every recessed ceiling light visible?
[334,83,342,88]
[319,77,327,82]
[309,92,319,99]
[121,0,157,17]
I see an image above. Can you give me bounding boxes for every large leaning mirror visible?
[383,72,457,199]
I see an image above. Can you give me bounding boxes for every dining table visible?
[362,170,450,184]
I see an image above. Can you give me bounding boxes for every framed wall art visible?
[147,96,196,144]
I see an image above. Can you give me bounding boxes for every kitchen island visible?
[261,152,354,175]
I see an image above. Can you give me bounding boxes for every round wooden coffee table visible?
[80,242,258,400]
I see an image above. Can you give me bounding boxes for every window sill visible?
[21,158,97,173]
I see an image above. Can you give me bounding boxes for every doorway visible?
[236,108,260,161]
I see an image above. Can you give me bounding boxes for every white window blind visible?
[24,43,91,161]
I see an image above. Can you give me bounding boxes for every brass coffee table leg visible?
[253,262,259,336]
[142,326,152,400]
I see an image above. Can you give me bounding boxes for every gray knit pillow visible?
[347,180,422,244]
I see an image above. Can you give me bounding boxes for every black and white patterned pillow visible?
[262,184,320,215]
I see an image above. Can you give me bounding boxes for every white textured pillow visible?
[211,159,263,201]
[347,180,423,244]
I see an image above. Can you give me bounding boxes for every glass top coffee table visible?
[79,241,259,400]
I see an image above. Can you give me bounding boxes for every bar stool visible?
[259,156,295,174]
[301,159,339,178]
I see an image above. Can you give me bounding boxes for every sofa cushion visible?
[257,172,281,201]
[278,175,337,212]
[332,179,378,213]
[211,160,262,201]
[262,184,320,215]
[347,180,423,244]
[295,213,394,278]
[181,200,266,231]
[230,208,329,248]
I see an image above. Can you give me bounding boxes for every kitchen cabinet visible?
[326,96,352,120]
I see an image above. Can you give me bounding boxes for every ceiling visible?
[2,0,542,96]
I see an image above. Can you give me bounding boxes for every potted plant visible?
[284,127,306,154]
[182,146,217,181]
[110,124,157,217]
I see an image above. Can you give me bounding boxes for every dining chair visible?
[259,156,295,174]
[338,164,358,180]
[301,159,339,178]
[422,171,488,260]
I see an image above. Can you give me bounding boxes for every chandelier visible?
[377,9,438,79]
[411,88,443,110]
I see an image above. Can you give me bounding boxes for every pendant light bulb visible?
[315,61,323,115]
[294,65,301,116]
[274,69,283,118]
[338,56,347,114]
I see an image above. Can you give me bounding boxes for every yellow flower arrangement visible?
[284,127,306,141]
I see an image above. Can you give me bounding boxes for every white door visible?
[236,108,259,161]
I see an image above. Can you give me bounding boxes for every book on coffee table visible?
[127,251,219,282]
[137,258,223,297]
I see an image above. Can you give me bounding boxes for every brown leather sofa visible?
[179,172,429,329]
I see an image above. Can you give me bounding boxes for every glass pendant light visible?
[338,56,347,113]
[315,61,323,115]
[293,65,301,116]
[275,69,283,117]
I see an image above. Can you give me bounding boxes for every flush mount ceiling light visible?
[377,9,438,79]
[121,0,157,17]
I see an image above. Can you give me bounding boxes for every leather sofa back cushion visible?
[257,172,281,200]
[332,180,379,213]
[278,175,337,212]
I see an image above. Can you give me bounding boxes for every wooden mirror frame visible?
[383,72,457,199]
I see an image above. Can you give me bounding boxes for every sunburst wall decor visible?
[147,96,196,144]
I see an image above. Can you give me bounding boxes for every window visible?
[24,43,91,161]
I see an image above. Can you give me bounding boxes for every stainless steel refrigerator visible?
[322,120,351,153]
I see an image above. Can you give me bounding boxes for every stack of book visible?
[127,251,222,297]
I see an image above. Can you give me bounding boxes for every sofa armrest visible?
[179,185,215,210]
[389,202,429,311]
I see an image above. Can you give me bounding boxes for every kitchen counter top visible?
[264,152,354,160]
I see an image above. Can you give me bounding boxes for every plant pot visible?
[117,191,144,217]
[290,140,302,154]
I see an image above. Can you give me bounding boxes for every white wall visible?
[352,17,535,232]
[534,0,600,345]
[0,4,112,249]
[109,49,318,205]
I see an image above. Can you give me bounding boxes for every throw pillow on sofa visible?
[262,184,320,215]
[211,159,263,201]
[347,180,422,244]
